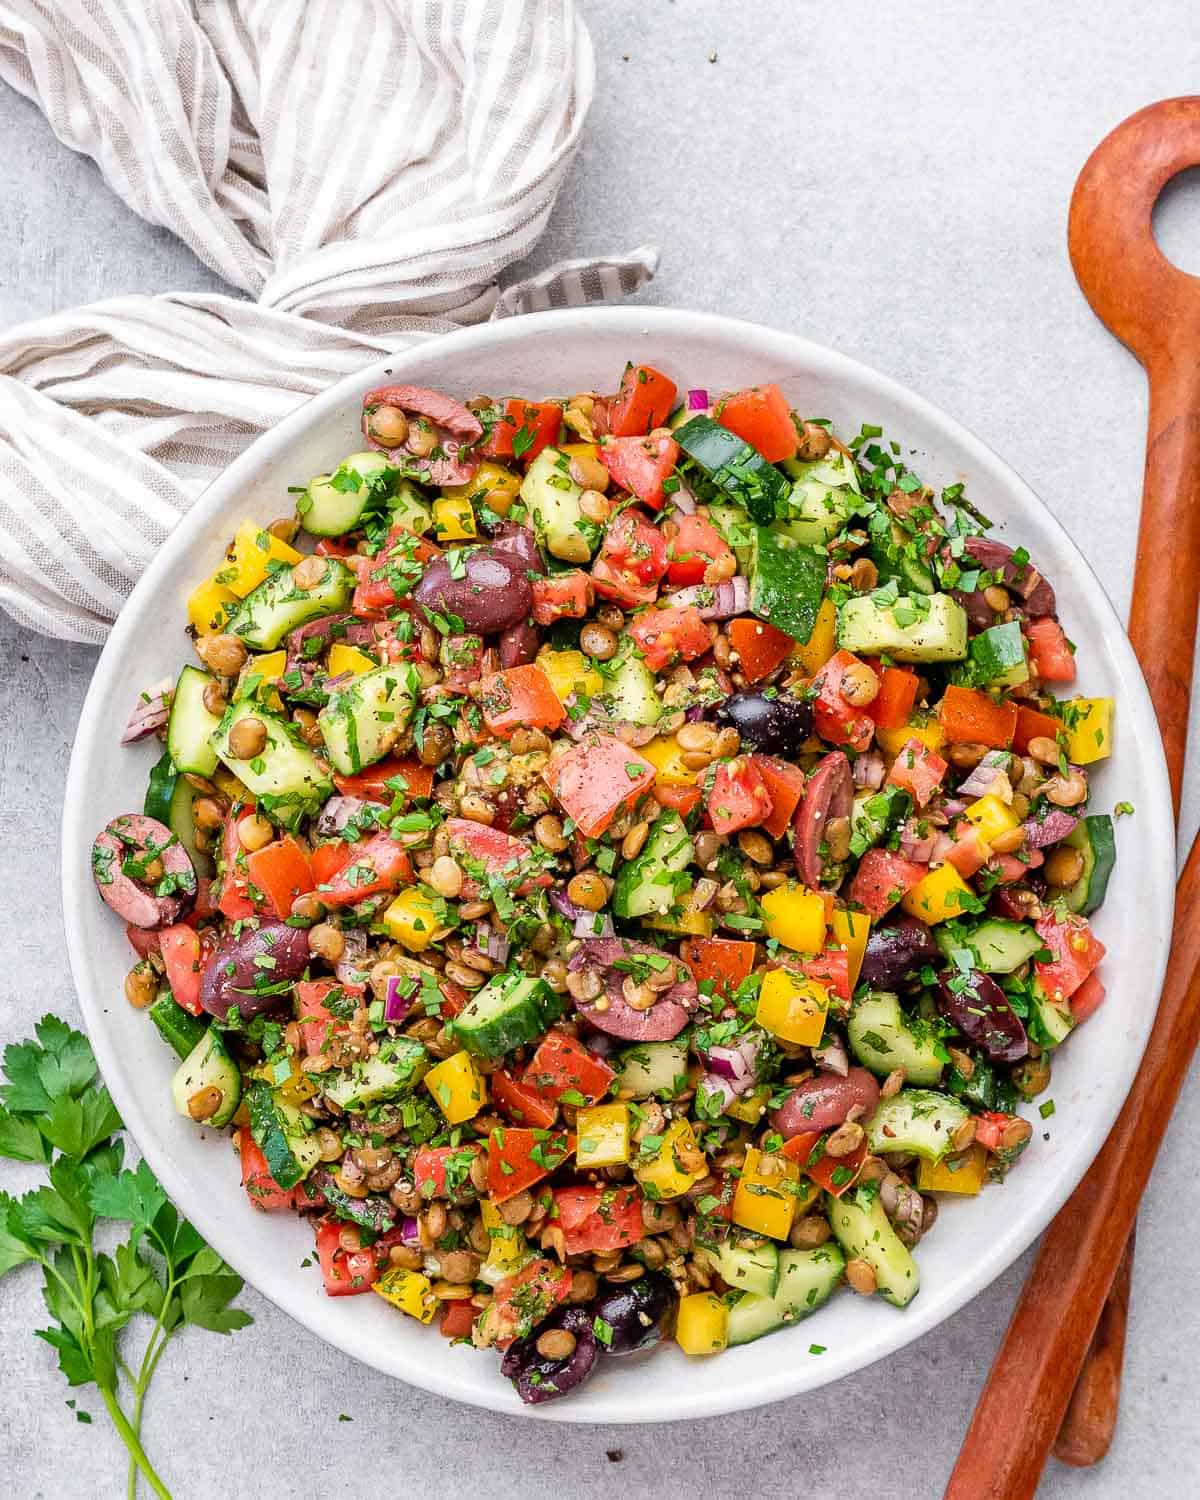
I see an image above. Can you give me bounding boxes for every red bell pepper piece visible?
[159,925,205,1015]
[652,782,703,818]
[607,363,677,437]
[728,616,794,684]
[666,515,732,586]
[679,937,756,998]
[314,1221,386,1297]
[239,1131,297,1212]
[542,734,656,838]
[706,755,773,836]
[216,798,256,920]
[752,755,807,839]
[479,663,566,739]
[797,946,851,1005]
[1024,617,1076,683]
[439,1300,477,1339]
[885,737,948,808]
[523,1030,614,1104]
[554,1184,644,1254]
[442,817,554,899]
[350,526,441,615]
[868,666,920,730]
[812,650,876,751]
[1013,704,1062,754]
[714,383,799,463]
[486,1127,572,1204]
[598,432,680,510]
[1034,912,1106,1003]
[847,848,928,919]
[531,570,593,625]
[491,1069,559,1129]
[938,685,1018,749]
[989,848,1044,884]
[626,604,711,672]
[245,835,315,920]
[332,756,434,803]
[309,840,357,887]
[482,399,562,463]
[781,1130,866,1196]
[315,833,414,908]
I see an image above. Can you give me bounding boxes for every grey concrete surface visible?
[2,2,1199,1496]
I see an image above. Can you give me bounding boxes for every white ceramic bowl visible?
[62,308,1174,1422]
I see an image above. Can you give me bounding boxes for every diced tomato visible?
[798,946,851,1005]
[217,799,256,920]
[316,833,414,908]
[944,822,992,878]
[486,1128,572,1204]
[868,666,920,730]
[652,782,702,817]
[988,848,1044,883]
[599,432,680,510]
[440,1300,477,1339]
[847,848,928,918]
[706,755,773,836]
[126,925,161,959]
[296,978,359,1056]
[487,1259,573,1348]
[666,515,732,586]
[885,737,948,808]
[332,756,434,803]
[607,363,677,437]
[351,526,442,615]
[1013,705,1062,754]
[443,817,554,899]
[1025,617,1076,683]
[479,663,566,739]
[436,976,471,1019]
[591,509,668,608]
[309,840,357,887]
[160,925,205,1015]
[974,1112,1017,1154]
[246,835,315,920]
[314,1220,383,1297]
[412,1143,483,1198]
[482,399,562,463]
[728,616,794,684]
[714,383,798,463]
[554,1184,643,1254]
[1034,912,1106,1003]
[314,536,358,558]
[523,1031,614,1104]
[239,1132,296,1212]
[626,605,711,672]
[752,755,807,839]
[812,650,876,752]
[1070,972,1107,1023]
[491,1070,559,1129]
[531,570,593,626]
[543,734,656,838]
[679,937,756,998]
[440,632,483,692]
[938,685,1018,749]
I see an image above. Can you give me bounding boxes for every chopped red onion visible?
[930,831,957,866]
[703,1035,761,1095]
[574,909,615,940]
[668,576,750,620]
[335,928,369,985]
[317,796,376,836]
[899,819,937,863]
[812,1037,849,1076]
[399,1215,421,1247]
[474,922,511,965]
[852,751,886,790]
[669,480,697,515]
[958,766,1011,803]
[384,974,417,1023]
[1023,808,1080,848]
[697,1072,738,1112]
[686,389,710,410]
[120,678,172,744]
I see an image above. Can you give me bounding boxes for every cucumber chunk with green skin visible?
[613,1038,690,1098]
[939,917,1042,974]
[167,665,222,776]
[247,1082,321,1190]
[748,527,826,645]
[452,971,564,1059]
[850,785,912,858]
[1028,980,1075,1050]
[1063,815,1116,915]
[869,519,936,596]
[227,556,354,649]
[322,1037,429,1111]
[211,700,333,828]
[774,450,861,546]
[171,1029,241,1128]
[611,812,694,919]
[826,1187,918,1307]
[673,415,791,525]
[299,450,399,537]
[149,992,209,1059]
[865,1088,970,1162]
[968,621,1029,688]
[317,661,419,776]
[520,447,595,564]
[710,1239,780,1299]
[837,592,968,662]
[604,649,663,727]
[145,750,214,879]
[847,992,946,1086]
[725,1243,847,1344]
[947,1053,1017,1115]
[706,503,756,574]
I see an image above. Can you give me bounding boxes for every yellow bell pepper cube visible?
[432,493,478,542]
[372,1266,438,1323]
[635,1118,706,1200]
[645,887,714,938]
[732,1146,801,1241]
[255,1053,318,1107]
[222,521,302,598]
[724,1083,771,1125]
[790,596,838,676]
[424,1050,486,1124]
[187,574,239,635]
[876,717,946,759]
[1062,696,1114,765]
[238,649,287,710]
[382,887,446,951]
[640,733,697,788]
[442,457,522,510]
[675,1292,728,1356]
[901,862,975,925]
[575,1103,631,1168]
[917,1144,988,1195]
[212,767,248,801]
[760,881,827,953]
[756,968,829,1047]
[480,1200,531,1275]
[963,793,1020,845]
[830,908,870,993]
[327,642,378,678]
[536,648,604,706]
[558,441,600,462]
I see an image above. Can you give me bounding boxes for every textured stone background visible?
[2,2,1199,1496]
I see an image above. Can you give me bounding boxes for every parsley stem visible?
[99,1383,173,1500]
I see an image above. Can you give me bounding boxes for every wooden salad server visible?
[945,96,1200,1497]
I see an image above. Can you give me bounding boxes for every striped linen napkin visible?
[0,0,657,642]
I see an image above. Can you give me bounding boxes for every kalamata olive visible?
[590,1272,675,1356]
[362,384,483,439]
[936,969,1029,1062]
[361,384,482,486]
[946,538,1057,628]
[498,618,540,668]
[412,546,532,635]
[793,750,853,888]
[92,813,196,930]
[489,522,545,576]
[200,920,311,1020]
[859,916,940,988]
[568,938,698,1042]
[716,690,813,756]
[500,1306,600,1405]
[771,1066,881,1138]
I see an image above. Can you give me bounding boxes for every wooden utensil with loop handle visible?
[946,97,1200,1499]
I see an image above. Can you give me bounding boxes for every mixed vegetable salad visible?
[93,363,1121,1403]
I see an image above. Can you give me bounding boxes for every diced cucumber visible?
[707,503,756,574]
[774,449,861,545]
[321,1036,429,1112]
[167,665,222,776]
[947,1052,1017,1115]
[944,917,1042,974]
[1063,815,1116,915]
[869,519,936,596]
[1028,980,1075,1049]
[247,1081,321,1189]
[969,621,1029,688]
[144,749,213,878]
[611,812,693,919]
[673,415,791,525]
[725,1243,847,1344]
[837,592,968,662]
[211,700,332,827]
[452,971,564,1059]
[520,447,594,564]
[317,661,419,776]
[748,527,826,645]
[849,785,911,858]
[866,1088,969,1162]
[711,1239,780,1298]
[847,992,945,1086]
[171,1030,241,1129]
[227,557,354,650]
[613,1038,690,1097]
[300,450,393,536]
[389,479,435,537]
[826,1186,919,1307]
[604,650,663,727]
[149,993,209,1059]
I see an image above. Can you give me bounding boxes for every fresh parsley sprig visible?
[0,1015,252,1499]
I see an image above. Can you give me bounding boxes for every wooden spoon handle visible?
[1052,1231,1134,1466]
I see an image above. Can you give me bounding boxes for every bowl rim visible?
[61,305,1175,1423]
